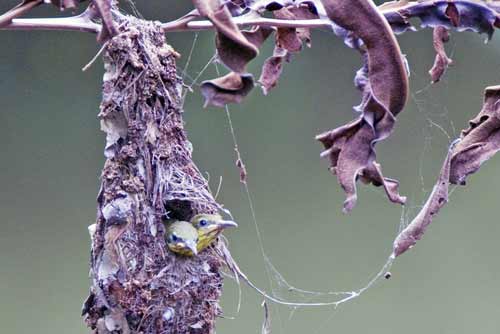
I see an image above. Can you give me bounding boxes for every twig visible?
[3,16,100,33]
[0,0,44,28]
[2,15,330,33]
[162,17,332,32]
[82,40,110,71]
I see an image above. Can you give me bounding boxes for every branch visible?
[0,0,43,28]
[2,15,330,33]
[4,16,100,33]
[2,0,499,35]
[161,16,331,32]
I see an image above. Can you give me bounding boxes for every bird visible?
[190,214,238,253]
[165,220,199,256]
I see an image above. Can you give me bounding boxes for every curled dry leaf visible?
[259,46,289,95]
[381,0,499,39]
[201,72,254,107]
[202,26,273,107]
[274,5,317,52]
[243,26,275,50]
[214,9,259,73]
[193,0,275,107]
[316,0,409,213]
[450,86,500,185]
[192,0,258,73]
[394,86,500,257]
[429,26,453,83]
[257,4,317,94]
[393,140,456,257]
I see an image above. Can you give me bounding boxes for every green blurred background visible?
[1,1,500,333]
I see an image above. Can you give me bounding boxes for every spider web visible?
[404,38,461,228]
[174,29,471,334]
[173,32,408,333]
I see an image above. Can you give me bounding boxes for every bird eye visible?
[199,219,208,227]
[171,234,178,242]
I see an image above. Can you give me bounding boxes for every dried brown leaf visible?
[242,26,275,49]
[274,5,317,52]
[201,72,254,107]
[192,0,259,73]
[192,2,273,107]
[394,86,500,257]
[317,0,409,212]
[450,85,500,185]
[361,162,407,207]
[256,4,315,95]
[258,46,289,95]
[200,26,273,107]
[393,140,455,257]
[429,26,453,83]
[274,8,303,52]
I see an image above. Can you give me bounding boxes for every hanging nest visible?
[82,15,232,334]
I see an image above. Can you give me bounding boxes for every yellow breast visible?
[168,243,195,256]
[196,232,218,252]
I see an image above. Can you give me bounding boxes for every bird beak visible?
[186,240,198,255]
[219,220,238,229]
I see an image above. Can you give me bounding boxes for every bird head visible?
[191,214,238,239]
[165,221,199,256]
